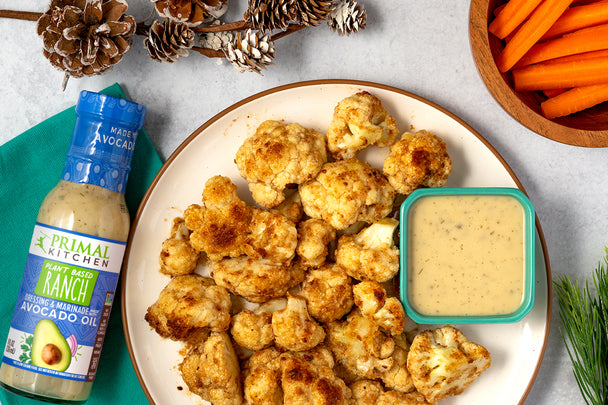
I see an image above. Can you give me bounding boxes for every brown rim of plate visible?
[469,0,608,147]
[120,78,553,405]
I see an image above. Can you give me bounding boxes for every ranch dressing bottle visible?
[0,91,146,403]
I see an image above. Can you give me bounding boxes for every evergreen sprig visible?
[554,248,608,405]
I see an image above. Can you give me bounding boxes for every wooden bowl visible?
[469,0,608,147]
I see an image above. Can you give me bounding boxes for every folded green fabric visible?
[0,83,162,404]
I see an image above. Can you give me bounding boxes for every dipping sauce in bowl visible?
[399,188,535,324]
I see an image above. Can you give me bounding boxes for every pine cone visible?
[144,19,195,63]
[293,0,334,26]
[151,0,228,26]
[328,0,366,36]
[244,0,297,32]
[224,29,275,74]
[36,0,136,78]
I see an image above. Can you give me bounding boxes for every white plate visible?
[122,80,551,405]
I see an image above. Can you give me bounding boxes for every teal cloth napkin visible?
[0,83,162,404]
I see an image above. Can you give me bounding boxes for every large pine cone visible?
[37,0,136,78]
[244,0,297,32]
[144,19,195,63]
[294,0,334,27]
[152,0,229,26]
[225,29,275,74]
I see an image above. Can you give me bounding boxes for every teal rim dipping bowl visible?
[399,187,535,324]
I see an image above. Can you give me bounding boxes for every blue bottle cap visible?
[62,91,147,193]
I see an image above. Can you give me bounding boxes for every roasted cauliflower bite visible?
[407,325,491,404]
[375,390,431,405]
[184,175,253,261]
[272,293,326,352]
[230,299,285,351]
[380,333,415,393]
[382,129,452,195]
[211,257,305,303]
[349,380,384,404]
[299,263,354,323]
[243,347,283,405]
[270,190,303,224]
[145,274,231,343]
[159,217,200,276]
[296,218,336,267]
[245,208,297,263]
[326,309,395,380]
[353,281,406,335]
[327,91,399,160]
[335,218,400,283]
[299,159,396,230]
[179,331,243,405]
[280,347,352,405]
[235,120,328,208]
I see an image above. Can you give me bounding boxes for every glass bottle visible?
[0,91,146,403]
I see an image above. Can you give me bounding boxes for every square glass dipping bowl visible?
[399,187,535,324]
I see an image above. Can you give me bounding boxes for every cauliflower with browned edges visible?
[380,333,414,393]
[236,120,328,208]
[300,263,354,323]
[296,218,336,267]
[299,159,395,230]
[145,274,231,343]
[335,218,399,282]
[376,390,431,405]
[327,91,399,160]
[242,347,283,405]
[184,175,253,261]
[270,190,303,224]
[159,217,199,276]
[179,331,243,405]
[230,309,274,352]
[325,309,395,380]
[353,281,406,336]
[245,208,297,263]
[383,130,452,195]
[407,325,491,404]
[272,293,326,352]
[350,380,430,405]
[211,257,305,303]
[280,347,352,405]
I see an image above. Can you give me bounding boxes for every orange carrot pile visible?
[489,0,608,118]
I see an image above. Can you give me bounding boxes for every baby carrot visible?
[496,0,574,72]
[542,48,608,64]
[489,0,543,39]
[543,88,568,97]
[516,23,608,66]
[540,83,608,118]
[512,56,608,91]
[541,0,608,40]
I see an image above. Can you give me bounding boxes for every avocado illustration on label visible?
[30,319,72,372]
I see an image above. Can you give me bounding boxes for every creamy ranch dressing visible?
[407,195,525,316]
[0,180,129,401]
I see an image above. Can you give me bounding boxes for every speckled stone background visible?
[1,0,607,404]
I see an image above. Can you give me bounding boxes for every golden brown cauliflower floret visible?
[300,263,354,323]
[184,175,253,261]
[145,274,231,343]
[296,218,336,267]
[272,293,326,351]
[243,347,283,405]
[299,159,395,230]
[212,257,305,303]
[327,91,399,160]
[353,281,405,336]
[407,325,491,404]
[335,218,400,283]
[270,190,303,224]
[380,334,414,393]
[230,299,286,352]
[236,120,328,208]
[245,208,297,263]
[382,130,452,195]
[159,217,199,276]
[179,331,243,405]
[349,380,384,405]
[375,390,431,405]
[326,309,395,380]
[280,348,352,405]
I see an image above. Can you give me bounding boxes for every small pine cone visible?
[293,0,334,26]
[224,29,275,74]
[36,0,136,78]
[328,0,366,36]
[244,0,297,32]
[144,19,195,63]
[151,0,228,27]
